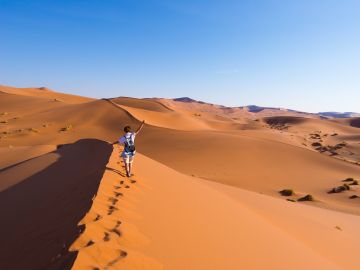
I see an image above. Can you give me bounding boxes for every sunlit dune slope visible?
[132,154,360,270]
[0,145,56,169]
[0,96,141,146]
[0,85,93,104]
[138,128,360,214]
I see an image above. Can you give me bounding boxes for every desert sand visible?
[1,85,360,269]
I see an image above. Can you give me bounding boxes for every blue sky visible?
[1,0,359,112]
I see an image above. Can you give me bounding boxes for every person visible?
[114,120,145,177]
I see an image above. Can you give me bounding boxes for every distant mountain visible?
[172,97,359,118]
[317,112,360,118]
[173,97,197,103]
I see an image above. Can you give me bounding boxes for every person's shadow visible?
[106,167,126,177]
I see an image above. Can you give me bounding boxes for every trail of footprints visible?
[74,160,137,270]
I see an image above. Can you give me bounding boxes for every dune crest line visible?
[70,144,162,270]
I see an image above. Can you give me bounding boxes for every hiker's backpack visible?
[124,134,136,153]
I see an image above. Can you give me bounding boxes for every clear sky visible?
[1,0,359,113]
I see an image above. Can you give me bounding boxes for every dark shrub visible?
[298,194,314,201]
[279,189,294,196]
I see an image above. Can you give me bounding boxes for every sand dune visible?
[111,97,173,112]
[0,96,140,147]
[1,85,360,269]
[111,97,260,131]
[0,85,93,104]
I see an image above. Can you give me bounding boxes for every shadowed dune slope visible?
[263,116,308,125]
[0,139,112,270]
[333,117,360,129]
[350,117,360,128]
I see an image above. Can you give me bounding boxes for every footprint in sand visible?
[86,240,95,247]
[103,232,110,242]
[114,191,123,198]
[108,197,118,205]
[108,205,118,215]
[103,250,128,270]
[110,228,121,237]
[109,220,122,237]
[94,214,102,221]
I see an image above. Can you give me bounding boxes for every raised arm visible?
[135,120,145,134]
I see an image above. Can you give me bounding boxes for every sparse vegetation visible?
[349,195,359,199]
[349,180,358,186]
[298,194,314,202]
[0,120,8,124]
[342,178,354,182]
[328,184,350,194]
[279,189,294,196]
[309,133,321,139]
[0,112,8,116]
[311,142,322,147]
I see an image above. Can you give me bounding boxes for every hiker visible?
[113,120,145,177]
